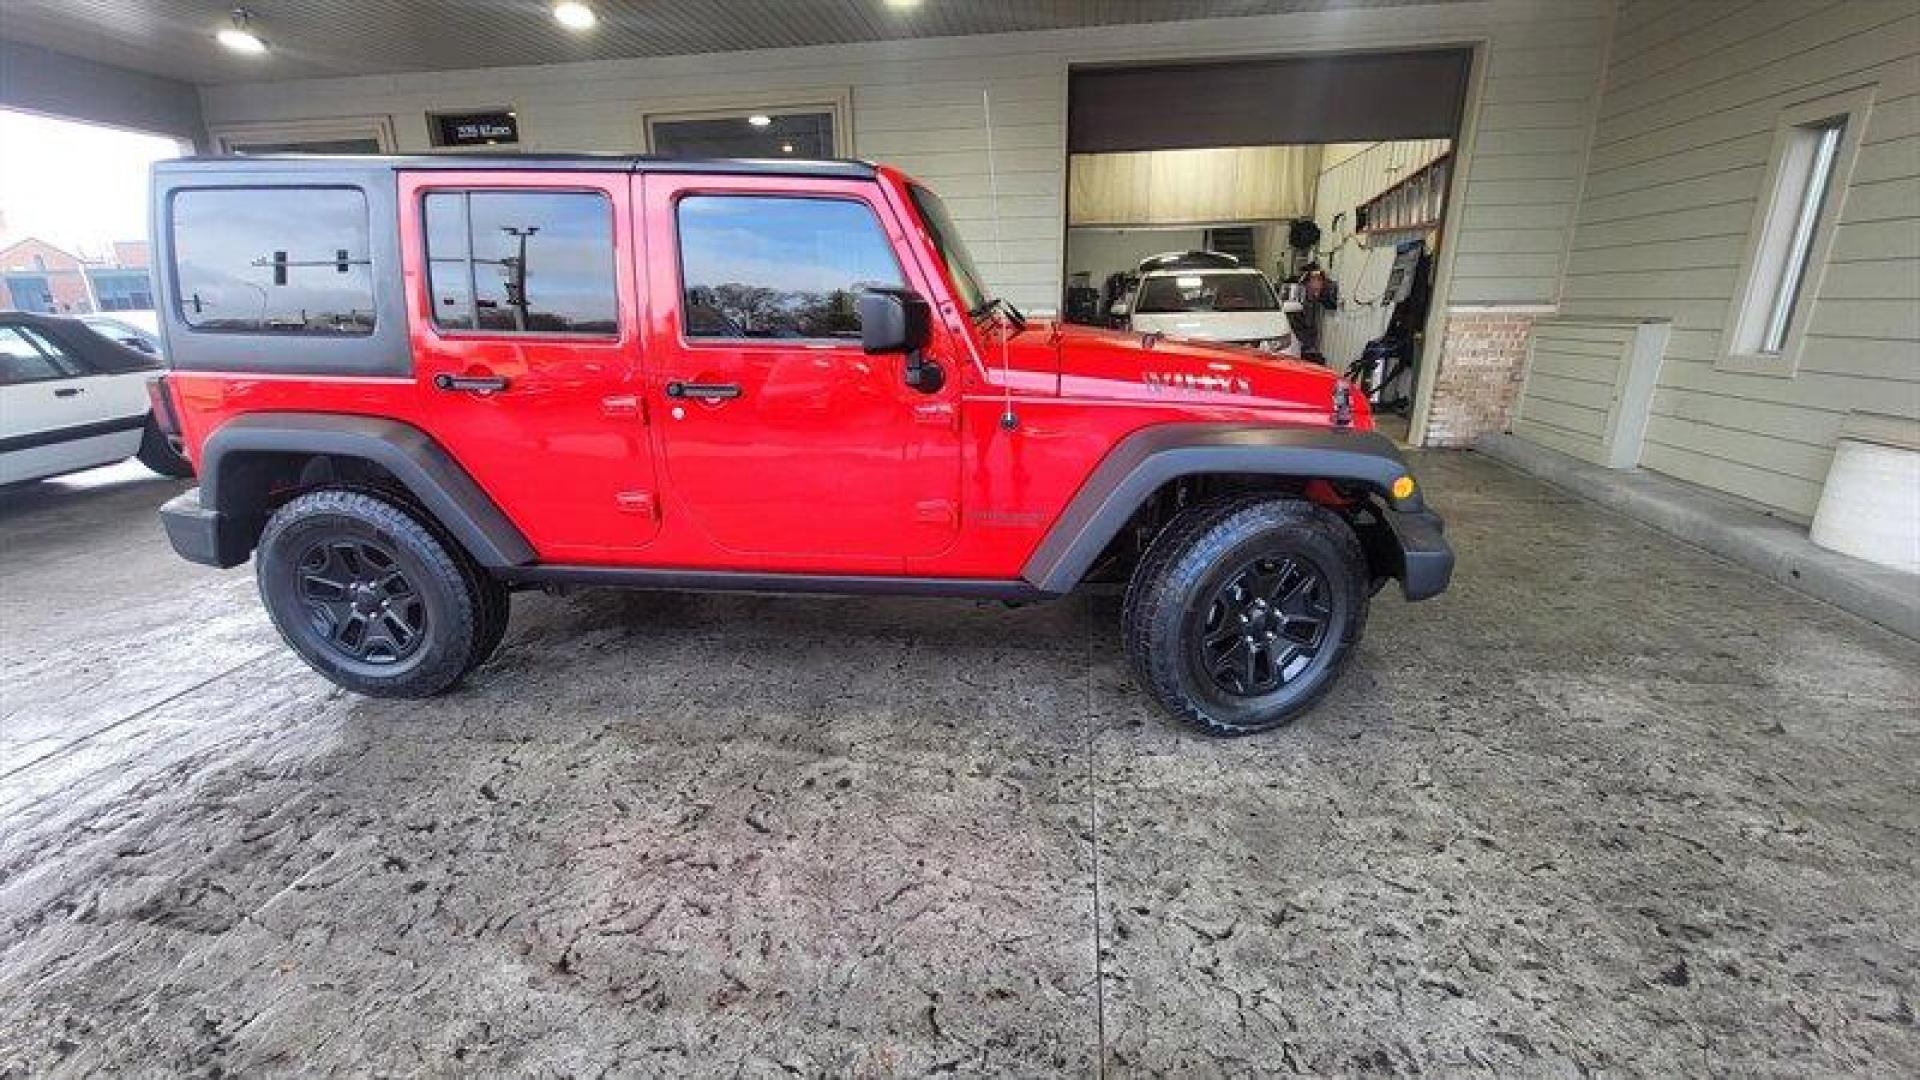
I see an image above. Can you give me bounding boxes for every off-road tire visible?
[256,488,488,698]
[1123,496,1370,736]
[136,418,194,478]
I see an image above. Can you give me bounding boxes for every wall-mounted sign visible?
[431,110,519,147]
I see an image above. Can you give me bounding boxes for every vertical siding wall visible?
[1557,0,1920,518]
[1309,138,1453,370]
[198,1,1610,313]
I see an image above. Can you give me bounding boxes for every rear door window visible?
[170,187,375,335]
[0,326,73,384]
[423,191,618,334]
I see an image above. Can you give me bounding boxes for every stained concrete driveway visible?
[1,453,1916,1077]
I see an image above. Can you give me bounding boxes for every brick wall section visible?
[1424,310,1539,447]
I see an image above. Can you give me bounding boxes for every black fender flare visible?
[1020,422,1426,594]
[198,412,537,569]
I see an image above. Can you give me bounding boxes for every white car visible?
[0,311,192,484]
[1113,252,1302,356]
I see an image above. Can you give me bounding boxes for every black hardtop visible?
[153,153,879,180]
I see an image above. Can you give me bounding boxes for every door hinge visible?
[602,394,644,422]
[615,490,658,519]
[914,498,957,526]
[912,401,957,429]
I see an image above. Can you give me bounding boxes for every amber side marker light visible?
[1392,476,1417,501]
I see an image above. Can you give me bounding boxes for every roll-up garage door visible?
[1069,49,1472,153]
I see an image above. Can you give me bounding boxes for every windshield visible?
[907,184,989,315]
[1134,271,1279,314]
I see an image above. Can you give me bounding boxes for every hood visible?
[1041,321,1355,422]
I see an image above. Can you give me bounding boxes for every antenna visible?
[983,88,1018,431]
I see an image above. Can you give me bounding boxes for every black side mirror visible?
[858,289,943,393]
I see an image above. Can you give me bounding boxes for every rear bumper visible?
[160,487,251,568]
[1380,505,1455,601]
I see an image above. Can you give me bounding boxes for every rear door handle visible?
[54,387,83,398]
[433,373,510,394]
[665,381,741,401]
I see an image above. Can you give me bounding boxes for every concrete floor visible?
[1,453,1916,1077]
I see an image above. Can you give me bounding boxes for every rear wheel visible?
[136,418,194,478]
[1123,497,1369,736]
[256,488,489,697]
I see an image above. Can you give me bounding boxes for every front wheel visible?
[255,488,492,698]
[1123,497,1370,736]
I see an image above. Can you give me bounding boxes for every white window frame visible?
[209,115,398,155]
[1720,87,1874,377]
[641,91,852,158]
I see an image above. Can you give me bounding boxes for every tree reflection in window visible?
[172,187,375,335]
[424,191,617,334]
[677,196,903,340]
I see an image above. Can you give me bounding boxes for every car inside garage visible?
[1,2,1916,1075]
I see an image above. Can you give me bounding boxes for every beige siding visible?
[199,1,1611,311]
[1557,0,1920,520]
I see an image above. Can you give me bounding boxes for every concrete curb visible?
[1475,433,1920,641]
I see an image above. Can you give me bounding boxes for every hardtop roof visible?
[154,153,880,180]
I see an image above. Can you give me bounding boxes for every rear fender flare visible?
[199,413,536,569]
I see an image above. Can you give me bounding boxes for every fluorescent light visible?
[748,114,772,127]
[885,0,924,9]
[780,143,795,153]
[217,8,267,54]
[217,27,267,54]
[552,2,597,31]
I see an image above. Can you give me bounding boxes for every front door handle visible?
[665,381,742,401]
[54,386,84,398]
[433,373,510,394]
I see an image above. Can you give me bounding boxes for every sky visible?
[0,109,187,260]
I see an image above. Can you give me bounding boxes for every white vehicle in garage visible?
[0,311,192,484]
[1113,251,1302,356]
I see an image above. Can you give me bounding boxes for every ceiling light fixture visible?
[748,114,772,127]
[885,0,924,10]
[781,143,795,153]
[552,2,597,31]
[216,8,268,54]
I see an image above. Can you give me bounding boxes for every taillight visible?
[146,375,182,437]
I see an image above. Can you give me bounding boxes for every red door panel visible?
[398,170,657,562]
[638,174,962,565]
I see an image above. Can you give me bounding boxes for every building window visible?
[171,187,376,335]
[424,190,617,335]
[89,270,154,311]
[1723,89,1872,373]
[676,195,902,341]
[646,98,847,159]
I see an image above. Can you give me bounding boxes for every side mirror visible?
[858,289,943,393]
[858,289,931,355]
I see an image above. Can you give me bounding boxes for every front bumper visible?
[160,487,251,568]
[1379,505,1454,601]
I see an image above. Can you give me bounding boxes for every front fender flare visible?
[1020,422,1426,594]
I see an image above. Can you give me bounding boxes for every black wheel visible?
[1123,497,1369,736]
[256,488,487,697]
[136,418,194,478]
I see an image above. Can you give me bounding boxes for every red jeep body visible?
[152,155,1450,734]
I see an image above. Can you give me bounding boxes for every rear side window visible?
[677,195,903,340]
[0,326,76,384]
[424,191,617,334]
[171,188,375,335]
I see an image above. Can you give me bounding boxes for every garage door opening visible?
[1064,50,1470,438]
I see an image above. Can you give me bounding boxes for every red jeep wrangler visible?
[150,155,1451,735]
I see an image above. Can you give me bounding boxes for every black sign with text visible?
[433,111,519,147]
